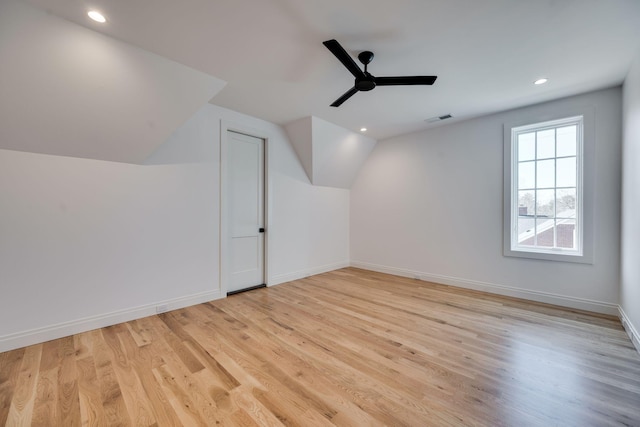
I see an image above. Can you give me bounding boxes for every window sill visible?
[503,247,593,264]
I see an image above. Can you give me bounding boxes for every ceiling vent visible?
[424,114,453,124]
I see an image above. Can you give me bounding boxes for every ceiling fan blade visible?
[375,76,438,86]
[330,86,359,107]
[323,39,366,79]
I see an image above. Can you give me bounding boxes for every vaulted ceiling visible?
[3,0,640,163]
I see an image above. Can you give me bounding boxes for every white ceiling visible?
[14,0,640,143]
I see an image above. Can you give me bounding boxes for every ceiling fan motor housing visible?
[356,75,376,91]
[356,51,376,90]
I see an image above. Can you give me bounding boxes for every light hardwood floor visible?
[1,268,640,426]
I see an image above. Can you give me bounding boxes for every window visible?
[504,112,594,263]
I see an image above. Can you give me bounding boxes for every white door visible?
[226,131,265,294]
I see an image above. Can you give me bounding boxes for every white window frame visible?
[503,108,595,264]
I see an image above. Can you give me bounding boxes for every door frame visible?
[220,120,271,296]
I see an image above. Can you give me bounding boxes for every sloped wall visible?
[285,116,376,189]
[0,0,224,163]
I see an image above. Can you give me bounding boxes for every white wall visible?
[0,103,349,352]
[351,88,622,314]
[310,117,377,189]
[284,117,314,183]
[621,53,640,349]
[285,116,377,189]
[0,151,219,351]
[147,104,350,284]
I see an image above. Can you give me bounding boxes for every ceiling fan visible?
[323,39,437,107]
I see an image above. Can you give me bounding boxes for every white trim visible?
[220,121,272,294]
[503,107,595,264]
[269,261,350,286]
[0,290,221,353]
[619,306,640,354]
[351,260,618,315]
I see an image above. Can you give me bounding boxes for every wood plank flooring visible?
[1,268,640,426]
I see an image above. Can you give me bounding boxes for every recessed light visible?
[360,127,367,132]
[88,10,106,23]
[534,78,548,85]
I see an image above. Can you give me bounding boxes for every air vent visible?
[424,114,453,124]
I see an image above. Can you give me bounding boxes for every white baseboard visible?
[619,306,640,354]
[351,261,619,316]
[269,261,350,286]
[0,290,222,353]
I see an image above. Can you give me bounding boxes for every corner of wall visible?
[620,49,640,354]
[284,117,314,182]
